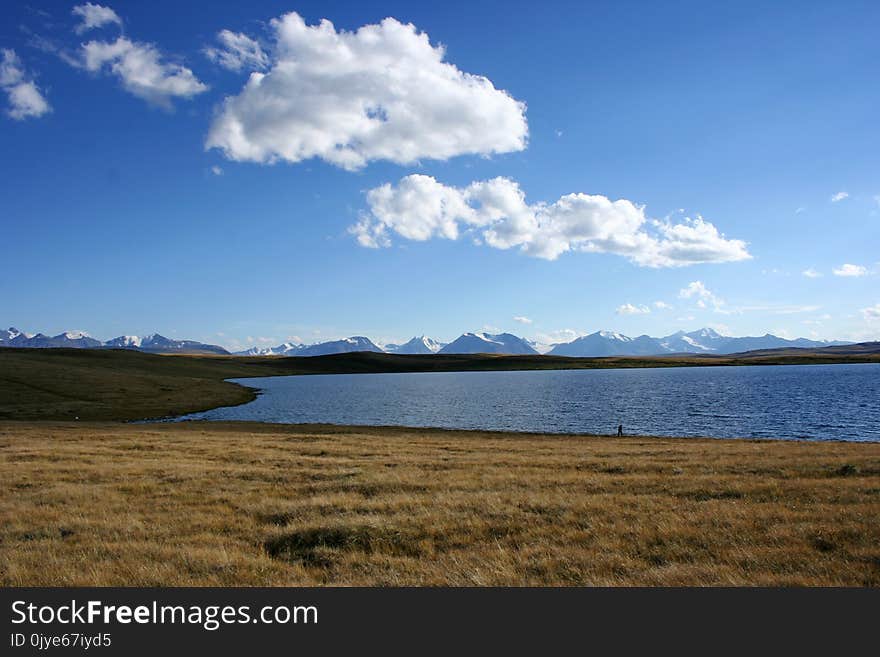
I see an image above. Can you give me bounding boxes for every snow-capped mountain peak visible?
[438,332,538,355]
[383,335,445,355]
[108,335,143,347]
[598,330,632,342]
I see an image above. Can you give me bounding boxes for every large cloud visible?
[0,49,51,120]
[351,175,751,267]
[206,12,528,170]
[79,37,208,107]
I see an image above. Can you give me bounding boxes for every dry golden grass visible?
[1,421,879,586]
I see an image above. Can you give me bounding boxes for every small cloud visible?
[802,268,822,278]
[211,165,223,176]
[707,323,731,336]
[833,263,867,277]
[0,49,51,120]
[653,301,672,310]
[534,328,584,345]
[616,303,650,315]
[71,35,208,108]
[204,30,268,72]
[830,191,849,203]
[767,305,821,315]
[678,281,725,311]
[21,27,59,54]
[861,303,880,320]
[554,129,563,138]
[72,3,123,34]
[512,316,532,325]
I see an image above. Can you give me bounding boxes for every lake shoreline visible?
[178,363,880,443]
[2,347,879,423]
[2,348,878,440]
[155,417,874,444]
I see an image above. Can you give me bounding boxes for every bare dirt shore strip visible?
[1,421,878,586]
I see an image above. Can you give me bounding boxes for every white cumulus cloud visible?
[512,316,532,325]
[653,301,672,310]
[616,303,650,315]
[206,12,528,170]
[679,281,725,310]
[861,303,880,320]
[833,263,867,277]
[351,175,750,267]
[78,36,208,107]
[830,191,849,203]
[0,49,50,120]
[72,3,122,34]
[802,268,822,278]
[204,30,268,72]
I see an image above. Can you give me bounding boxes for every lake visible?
[177,363,880,442]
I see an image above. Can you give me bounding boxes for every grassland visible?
[1,421,878,586]
[1,347,878,586]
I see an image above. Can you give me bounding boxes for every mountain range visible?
[220,327,852,357]
[547,328,850,357]
[0,326,853,357]
[0,328,227,355]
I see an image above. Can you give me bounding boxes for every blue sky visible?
[1,0,878,350]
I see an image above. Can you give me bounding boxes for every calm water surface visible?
[178,363,880,442]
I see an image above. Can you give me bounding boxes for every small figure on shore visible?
[617,423,623,437]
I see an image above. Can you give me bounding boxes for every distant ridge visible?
[0,325,855,357]
[0,327,227,355]
[548,327,850,357]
